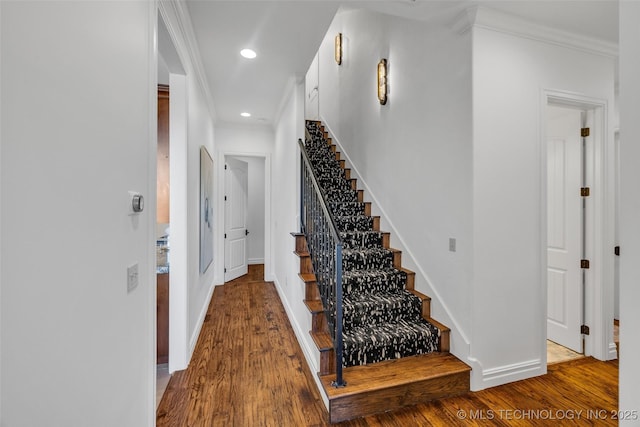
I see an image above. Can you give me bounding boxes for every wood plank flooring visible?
[157,266,619,426]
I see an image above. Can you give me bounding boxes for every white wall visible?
[471,23,615,388]
[1,2,155,426]
[184,74,216,353]
[619,2,640,422]
[235,156,266,265]
[316,7,474,364]
[159,1,218,371]
[214,124,273,283]
[269,81,326,398]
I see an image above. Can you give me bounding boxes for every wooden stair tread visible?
[407,288,431,302]
[311,331,333,351]
[293,250,309,257]
[304,299,324,313]
[320,352,470,398]
[298,273,316,283]
[426,316,450,333]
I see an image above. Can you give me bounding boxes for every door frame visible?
[157,6,190,377]
[217,151,272,284]
[540,89,616,363]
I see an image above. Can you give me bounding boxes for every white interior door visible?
[547,105,583,353]
[225,157,249,281]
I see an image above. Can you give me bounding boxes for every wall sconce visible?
[377,59,388,105]
[335,33,342,65]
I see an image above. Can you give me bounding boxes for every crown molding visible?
[452,5,618,58]
[159,0,217,121]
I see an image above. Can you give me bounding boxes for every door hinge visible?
[581,127,590,138]
[615,246,620,256]
[225,164,227,170]
[224,233,227,239]
[581,259,590,269]
[224,195,227,201]
[580,187,590,197]
[581,324,590,335]
[224,267,227,273]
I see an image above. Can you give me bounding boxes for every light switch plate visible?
[127,263,139,293]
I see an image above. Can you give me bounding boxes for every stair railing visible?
[298,137,346,388]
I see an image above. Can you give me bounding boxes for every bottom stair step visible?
[320,352,471,423]
[343,318,440,367]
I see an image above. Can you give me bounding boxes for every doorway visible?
[543,91,616,365]
[546,104,586,361]
[156,12,189,408]
[223,155,267,283]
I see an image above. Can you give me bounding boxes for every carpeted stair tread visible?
[334,215,374,232]
[343,247,393,271]
[342,318,440,367]
[339,230,383,249]
[323,188,359,204]
[332,202,367,217]
[343,291,422,328]
[342,268,407,294]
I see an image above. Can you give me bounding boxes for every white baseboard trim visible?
[248,258,265,265]
[608,342,619,360]
[473,358,544,390]
[188,281,216,361]
[272,274,329,410]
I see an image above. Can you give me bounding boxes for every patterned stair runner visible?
[305,121,440,367]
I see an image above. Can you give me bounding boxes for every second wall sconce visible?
[377,59,388,105]
[335,33,342,65]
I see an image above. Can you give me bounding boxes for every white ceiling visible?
[185,0,619,127]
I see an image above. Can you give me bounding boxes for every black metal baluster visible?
[299,138,345,388]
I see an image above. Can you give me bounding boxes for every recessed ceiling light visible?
[240,112,251,117]
[240,49,257,59]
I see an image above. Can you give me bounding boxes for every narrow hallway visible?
[156,265,328,425]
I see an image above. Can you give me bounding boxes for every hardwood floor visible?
[157,267,619,426]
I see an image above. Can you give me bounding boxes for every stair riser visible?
[343,327,439,368]
[340,231,383,249]
[343,271,407,294]
[331,203,366,217]
[342,252,393,271]
[343,303,421,329]
[328,371,470,423]
[335,216,374,232]
[311,312,327,333]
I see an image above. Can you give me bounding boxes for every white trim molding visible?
[478,359,544,390]
[159,0,217,121]
[540,89,616,364]
[453,6,618,58]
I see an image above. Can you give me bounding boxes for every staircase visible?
[293,121,470,423]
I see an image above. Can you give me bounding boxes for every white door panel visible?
[547,106,583,353]
[225,157,249,281]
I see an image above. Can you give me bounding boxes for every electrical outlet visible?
[449,238,456,252]
[127,263,139,293]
